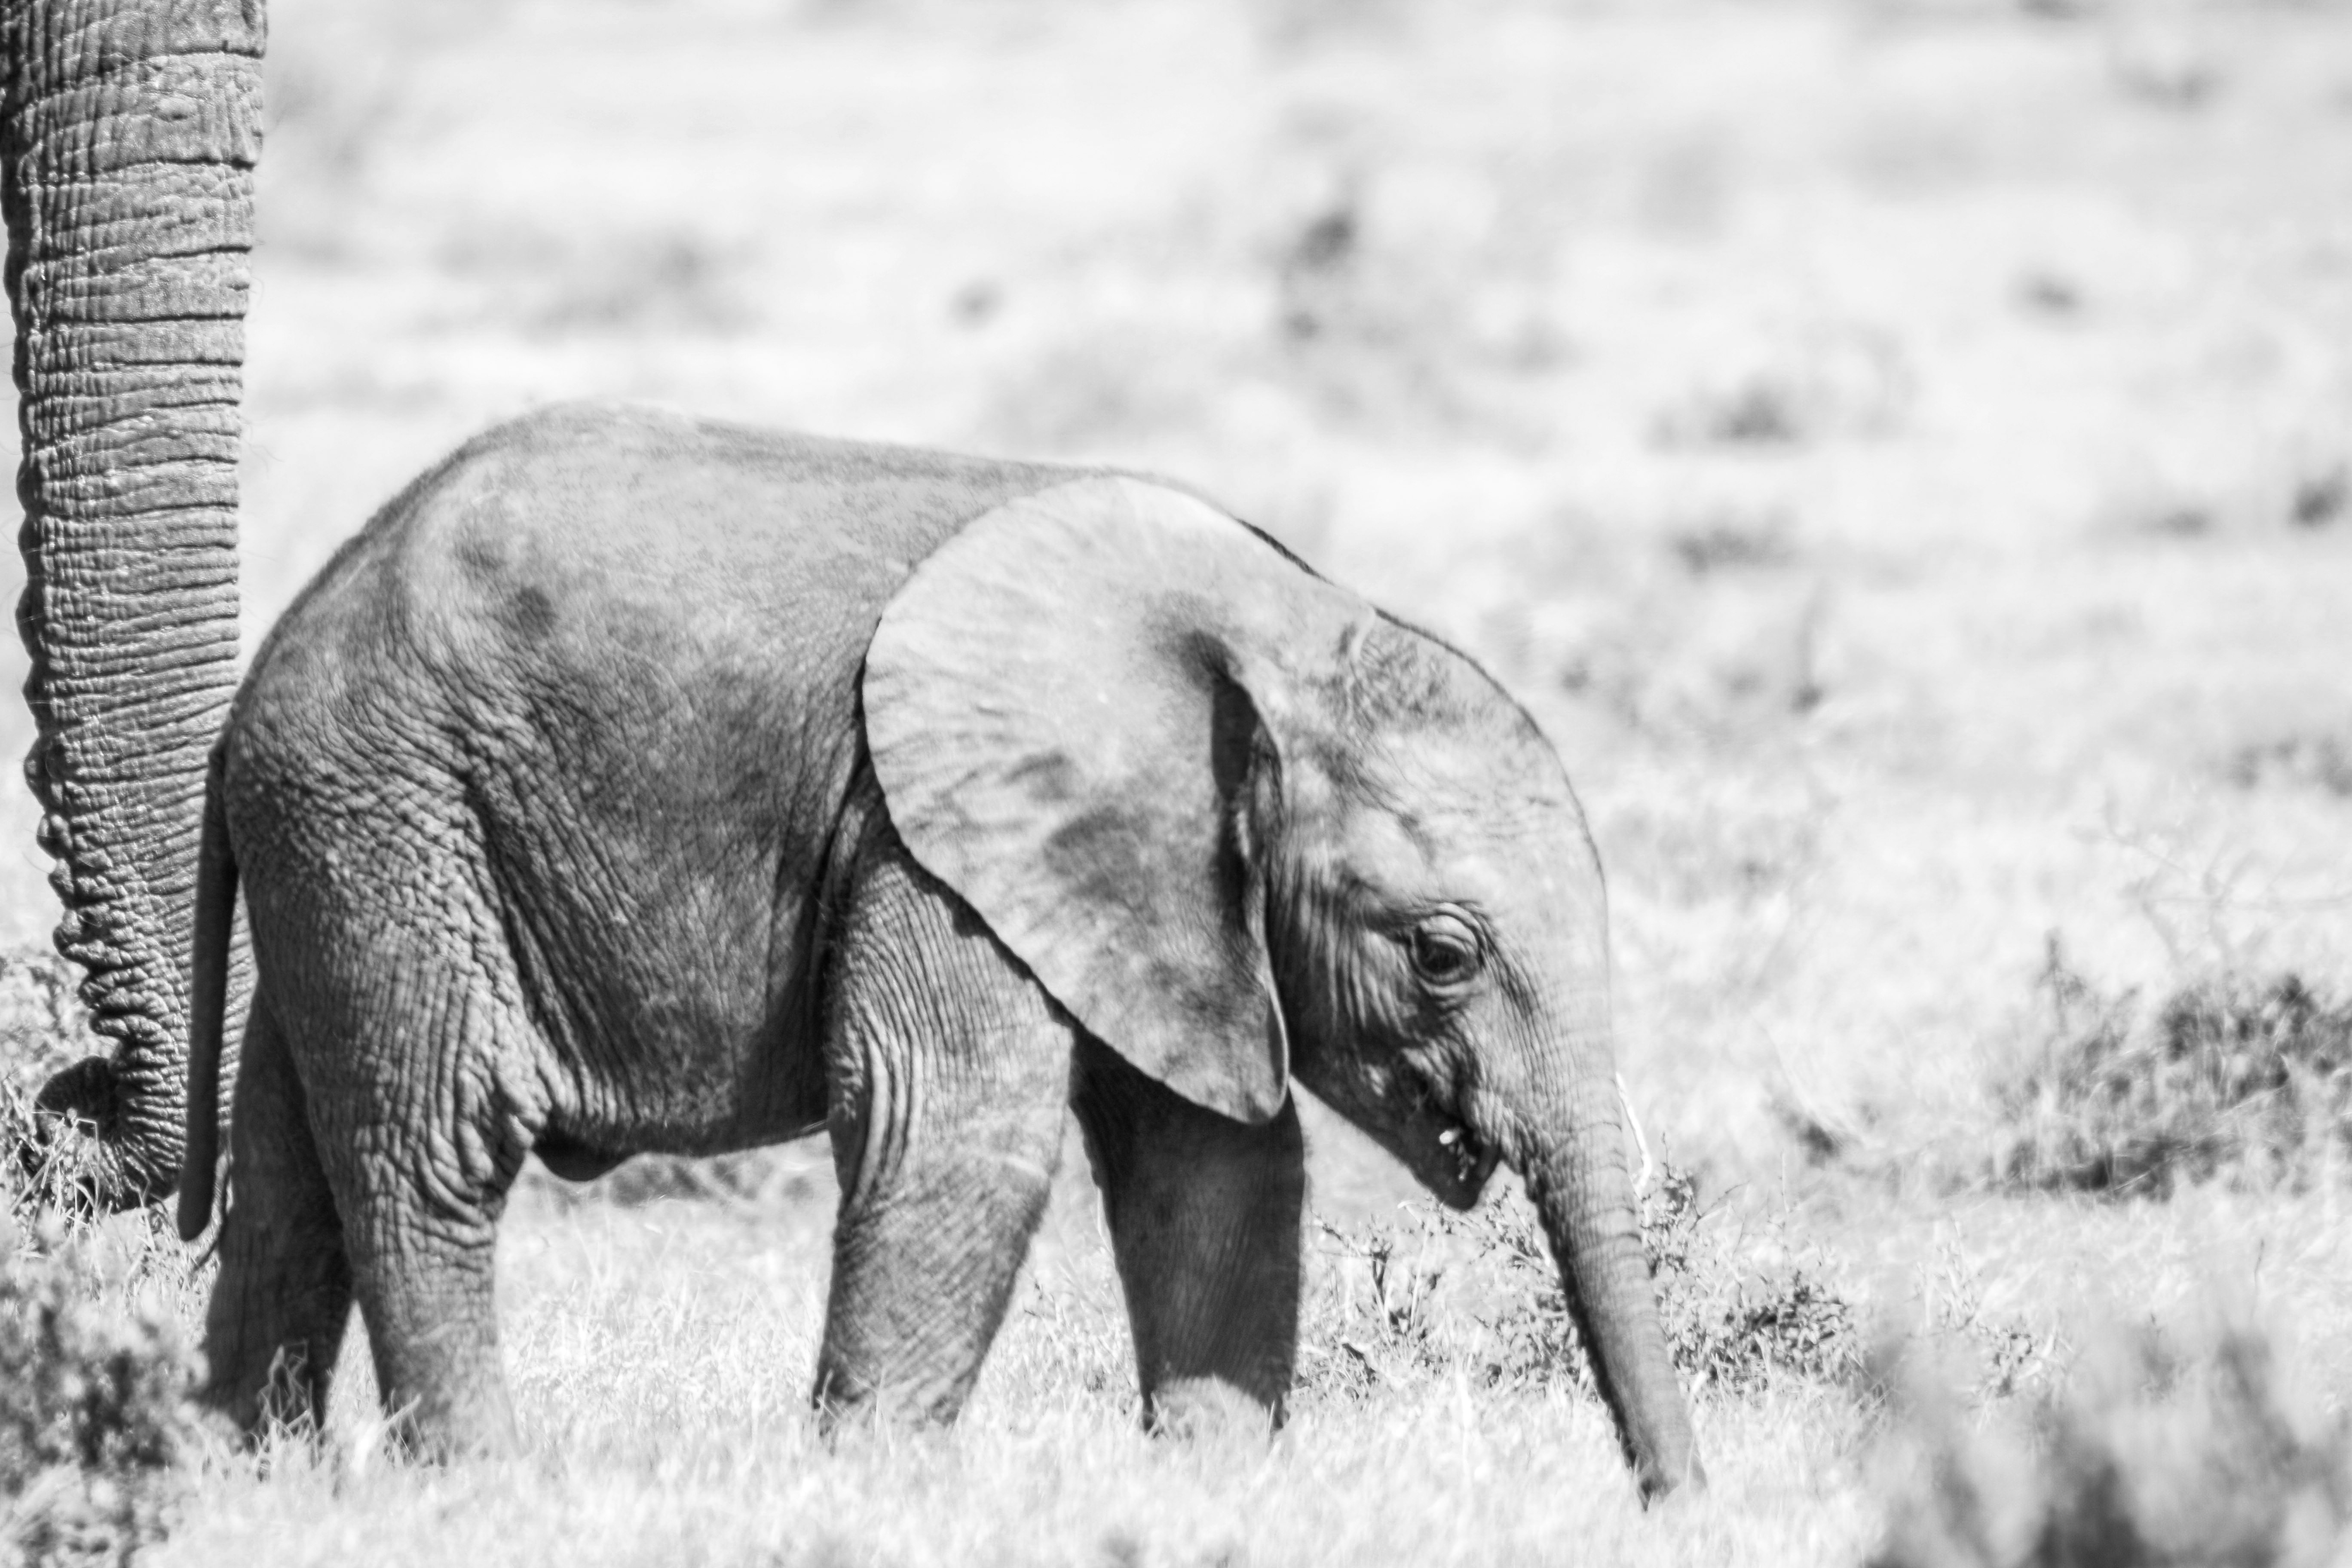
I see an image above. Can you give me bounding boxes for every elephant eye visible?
[1408,915,1482,988]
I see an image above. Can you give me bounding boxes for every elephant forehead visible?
[1355,718,1581,840]
[1311,770,1596,959]
[1384,710,1574,803]
[1329,797,1588,917]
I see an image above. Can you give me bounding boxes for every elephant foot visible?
[195,1335,343,1449]
[1144,1376,1276,1443]
[376,1379,522,1464]
[809,1375,961,1439]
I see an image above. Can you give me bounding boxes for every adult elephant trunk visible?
[3,0,261,1205]
[1508,1017,1701,1505]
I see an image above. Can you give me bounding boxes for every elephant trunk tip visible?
[18,1055,180,1214]
[1513,1113,1703,1510]
[1635,1447,1708,1509]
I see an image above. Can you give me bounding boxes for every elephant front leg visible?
[814,839,1072,1426]
[1072,1035,1306,1436]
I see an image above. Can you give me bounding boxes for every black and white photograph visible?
[3,0,2349,1561]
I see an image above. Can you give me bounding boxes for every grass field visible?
[6,0,2352,1562]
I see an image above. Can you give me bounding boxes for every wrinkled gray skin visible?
[0,0,1698,1504]
[175,402,1702,1502]
[2,0,258,1206]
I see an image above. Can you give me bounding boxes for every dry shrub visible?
[0,1216,205,1568]
[2227,736,2352,800]
[1909,1239,2064,1407]
[0,952,113,1223]
[1621,1165,1865,1399]
[1666,511,1799,579]
[1648,327,1913,448]
[0,1085,86,1233]
[0,953,85,1082]
[0,948,207,1566]
[1994,941,2352,1198]
[1871,1319,2351,1568]
[2291,464,2347,531]
[1301,1159,1865,1405]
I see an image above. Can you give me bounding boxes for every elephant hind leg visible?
[1072,1035,1306,1435]
[341,1200,516,1461]
[267,938,540,1461]
[814,836,1072,1426]
[322,1036,532,1462]
[200,996,355,1440]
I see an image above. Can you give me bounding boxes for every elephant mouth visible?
[1432,1114,1496,1201]
[1401,1069,1499,1209]
[1299,1053,1500,1210]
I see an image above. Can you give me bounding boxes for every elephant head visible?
[865,479,1703,1500]
[2,0,261,1204]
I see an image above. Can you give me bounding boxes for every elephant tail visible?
[177,750,240,1243]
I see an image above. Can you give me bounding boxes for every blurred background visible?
[3,0,2348,1192]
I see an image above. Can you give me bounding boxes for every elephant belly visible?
[484,796,838,1158]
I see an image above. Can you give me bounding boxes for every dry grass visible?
[4,1134,2349,1564]
[145,1183,1896,1568]
[4,0,2352,1560]
[0,1210,207,1567]
[0,953,126,1223]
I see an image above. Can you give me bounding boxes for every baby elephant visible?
[177,403,1700,1501]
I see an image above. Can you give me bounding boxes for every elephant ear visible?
[863,477,1368,1123]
